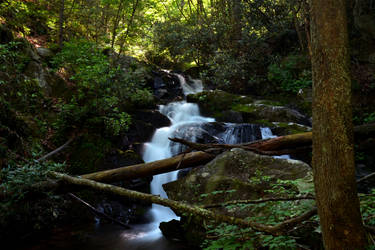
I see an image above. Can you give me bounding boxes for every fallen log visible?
[81,123,375,184]
[245,132,312,151]
[171,122,375,153]
[50,171,318,236]
[169,137,311,155]
[81,151,215,183]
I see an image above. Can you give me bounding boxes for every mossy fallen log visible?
[50,171,318,236]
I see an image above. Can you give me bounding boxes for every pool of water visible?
[20,222,195,250]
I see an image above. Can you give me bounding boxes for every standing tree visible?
[310,0,367,249]
[58,0,65,49]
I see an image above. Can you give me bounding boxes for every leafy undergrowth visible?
[201,177,375,249]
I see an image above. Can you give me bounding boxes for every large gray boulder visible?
[36,47,54,59]
[162,149,314,246]
[233,102,311,126]
[165,148,312,208]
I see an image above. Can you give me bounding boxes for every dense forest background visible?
[1,0,375,249]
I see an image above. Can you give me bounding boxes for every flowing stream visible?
[142,75,214,239]
[141,75,285,241]
[25,74,281,250]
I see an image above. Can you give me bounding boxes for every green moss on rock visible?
[186,90,252,118]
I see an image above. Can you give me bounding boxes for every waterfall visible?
[260,127,290,159]
[142,74,213,238]
[141,74,275,240]
[220,123,261,144]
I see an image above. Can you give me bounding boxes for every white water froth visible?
[176,74,203,95]
[260,127,290,159]
[142,74,212,238]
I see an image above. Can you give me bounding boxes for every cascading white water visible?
[142,74,213,238]
[260,127,290,159]
[141,74,283,240]
[176,74,203,95]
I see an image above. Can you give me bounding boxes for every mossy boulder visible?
[271,122,312,136]
[186,90,252,119]
[187,90,311,126]
[232,102,310,125]
[162,148,314,245]
[165,148,312,207]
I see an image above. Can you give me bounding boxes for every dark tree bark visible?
[310,0,367,248]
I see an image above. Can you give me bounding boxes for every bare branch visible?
[204,195,315,209]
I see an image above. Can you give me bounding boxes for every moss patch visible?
[186,90,252,117]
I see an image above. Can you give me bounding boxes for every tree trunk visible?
[310,0,367,248]
[110,0,124,49]
[81,151,215,183]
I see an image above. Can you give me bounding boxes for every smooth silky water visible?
[25,75,279,250]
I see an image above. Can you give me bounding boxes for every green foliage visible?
[353,111,375,125]
[0,161,65,202]
[0,40,46,115]
[51,40,154,137]
[0,1,49,34]
[364,112,375,123]
[202,172,316,249]
[268,55,312,93]
[261,235,297,250]
[360,190,375,227]
[67,135,112,174]
[202,223,256,250]
[0,41,29,73]
[52,40,115,88]
[202,223,297,250]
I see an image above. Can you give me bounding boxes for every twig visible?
[364,225,375,234]
[68,193,130,229]
[204,195,315,209]
[36,137,75,162]
[357,172,375,183]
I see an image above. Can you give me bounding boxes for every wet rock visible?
[233,102,311,126]
[124,109,171,153]
[37,47,54,59]
[160,219,185,241]
[187,90,311,126]
[165,148,312,206]
[186,90,253,119]
[219,110,243,123]
[24,61,52,93]
[271,122,311,136]
[152,71,184,101]
[132,109,171,128]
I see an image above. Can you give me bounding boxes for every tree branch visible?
[36,137,75,162]
[204,195,315,209]
[50,172,318,236]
